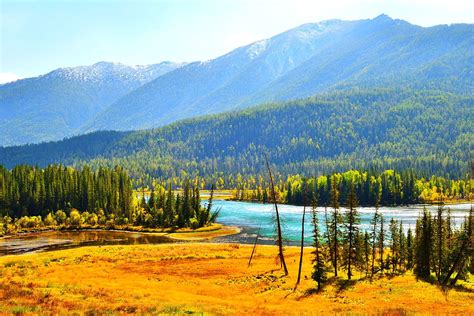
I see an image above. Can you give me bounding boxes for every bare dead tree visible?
[264,153,288,276]
[295,181,307,289]
[248,225,261,267]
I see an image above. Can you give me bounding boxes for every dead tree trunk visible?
[264,153,288,276]
[295,183,307,288]
[248,226,261,267]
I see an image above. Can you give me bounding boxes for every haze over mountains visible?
[0,61,185,146]
[0,14,473,147]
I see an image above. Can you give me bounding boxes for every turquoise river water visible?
[212,200,472,245]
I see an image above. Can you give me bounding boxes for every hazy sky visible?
[1,0,473,82]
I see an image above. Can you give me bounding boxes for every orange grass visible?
[0,243,472,314]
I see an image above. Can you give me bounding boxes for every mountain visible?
[0,61,185,146]
[1,89,472,183]
[86,15,474,131]
[2,15,472,147]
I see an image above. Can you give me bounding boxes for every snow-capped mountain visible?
[0,61,185,146]
[88,15,473,132]
[1,15,472,146]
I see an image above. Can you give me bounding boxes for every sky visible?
[1,0,473,83]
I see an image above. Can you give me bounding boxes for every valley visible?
[1,8,473,315]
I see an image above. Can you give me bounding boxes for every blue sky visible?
[1,0,473,82]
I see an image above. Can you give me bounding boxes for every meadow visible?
[0,243,472,314]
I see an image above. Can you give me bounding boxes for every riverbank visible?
[0,243,472,314]
[0,223,239,241]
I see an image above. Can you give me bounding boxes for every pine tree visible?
[389,218,400,273]
[148,188,156,211]
[379,214,385,275]
[324,206,334,275]
[446,207,453,250]
[370,198,380,278]
[330,174,341,277]
[295,181,307,288]
[415,208,432,279]
[164,184,174,227]
[182,181,191,225]
[435,202,447,281]
[343,182,359,280]
[406,227,414,270]
[442,206,473,286]
[311,198,326,291]
[399,222,406,272]
[364,231,370,277]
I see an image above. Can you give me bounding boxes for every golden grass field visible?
[0,242,473,315]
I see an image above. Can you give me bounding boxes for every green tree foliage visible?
[0,164,132,219]
[311,199,327,291]
[342,182,360,280]
[283,169,471,206]
[415,208,433,278]
[329,174,342,277]
[0,164,218,232]
[1,90,472,188]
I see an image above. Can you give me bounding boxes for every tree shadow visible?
[335,278,357,294]
[414,274,437,285]
[448,282,474,293]
[437,281,474,295]
[294,284,328,300]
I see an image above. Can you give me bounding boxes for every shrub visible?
[44,213,57,227]
[55,210,67,225]
[69,209,82,227]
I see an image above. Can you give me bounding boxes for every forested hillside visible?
[1,89,472,186]
[88,15,473,131]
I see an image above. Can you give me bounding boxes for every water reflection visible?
[0,230,174,256]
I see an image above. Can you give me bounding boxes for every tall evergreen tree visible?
[364,231,371,277]
[379,214,385,275]
[406,227,414,270]
[389,218,400,273]
[415,208,432,279]
[330,174,341,277]
[370,197,380,277]
[311,198,326,291]
[343,182,359,280]
[399,222,406,272]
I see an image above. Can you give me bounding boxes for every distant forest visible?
[0,89,472,189]
[232,169,472,206]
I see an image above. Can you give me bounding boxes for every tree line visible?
[232,169,472,206]
[0,164,218,235]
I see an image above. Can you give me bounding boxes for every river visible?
[0,200,471,255]
[213,200,472,244]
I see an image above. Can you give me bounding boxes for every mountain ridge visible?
[1,15,472,146]
[0,61,186,145]
[86,15,473,131]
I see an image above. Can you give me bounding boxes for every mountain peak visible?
[373,14,392,21]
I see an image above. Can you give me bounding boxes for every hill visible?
[1,89,472,184]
